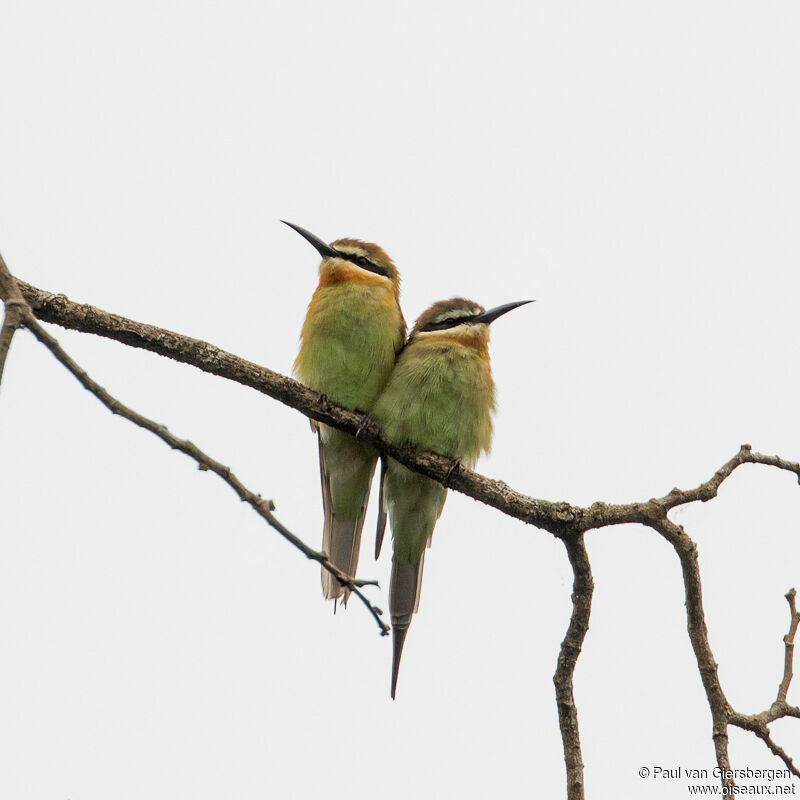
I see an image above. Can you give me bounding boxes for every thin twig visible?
[27,316,388,634]
[755,728,800,778]
[727,588,800,778]
[778,589,799,702]
[729,712,800,778]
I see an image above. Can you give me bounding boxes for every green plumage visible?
[373,336,495,564]
[371,295,529,697]
[296,280,405,520]
[296,281,404,414]
[295,273,405,600]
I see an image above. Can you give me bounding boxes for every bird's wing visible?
[316,426,332,541]
[374,455,388,559]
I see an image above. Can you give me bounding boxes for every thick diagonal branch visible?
[14,280,800,538]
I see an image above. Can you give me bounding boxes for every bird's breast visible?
[374,340,495,462]
[295,280,405,411]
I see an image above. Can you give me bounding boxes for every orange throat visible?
[318,262,395,292]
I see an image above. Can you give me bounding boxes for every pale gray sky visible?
[1,2,799,797]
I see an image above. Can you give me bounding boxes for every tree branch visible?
[778,589,799,703]
[646,515,735,788]
[554,534,593,800]
[14,280,800,539]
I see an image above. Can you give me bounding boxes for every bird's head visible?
[282,220,400,295]
[410,297,533,348]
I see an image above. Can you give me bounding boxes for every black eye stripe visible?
[337,251,390,278]
[419,315,476,332]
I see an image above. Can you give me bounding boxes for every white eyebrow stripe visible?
[414,322,472,338]
[335,246,371,260]
[432,310,474,324]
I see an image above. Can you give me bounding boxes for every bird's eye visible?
[356,256,370,268]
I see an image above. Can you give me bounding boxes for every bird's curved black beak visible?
[472,300,534,325]
[281,220,340,259]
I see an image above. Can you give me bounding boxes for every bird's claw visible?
[445,458,462,487]
[355,413,374,441]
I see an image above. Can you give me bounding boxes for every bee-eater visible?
[372,297,532,698]
[286,221,406,604]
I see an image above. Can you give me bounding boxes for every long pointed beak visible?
[472,299,534,325]
[281,220,340,259]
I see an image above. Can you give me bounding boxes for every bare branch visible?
[730,712,800,778]
[554,534,593,800]
[0,261,388,636]
[646,515,735,788]
[753,728,800,779]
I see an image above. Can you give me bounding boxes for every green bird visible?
[372,297,532,697]
[286,221,406,604]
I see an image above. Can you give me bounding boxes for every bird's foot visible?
[355,412,375,441]
[445,458,463,487]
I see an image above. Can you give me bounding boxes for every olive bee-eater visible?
[286,221,406,604]
[372,297,532,697]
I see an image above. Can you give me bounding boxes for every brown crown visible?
[332,238,399,285]
[410,297,485,337]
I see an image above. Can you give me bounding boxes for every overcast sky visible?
[1,2,799,798]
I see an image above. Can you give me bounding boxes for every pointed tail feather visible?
[389,556,425,698]
[316,429,375,604]
[391,625,409,700]
[322,514,368,603]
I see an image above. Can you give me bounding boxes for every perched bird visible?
[372,297,532,698]
[286,221,406,604]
